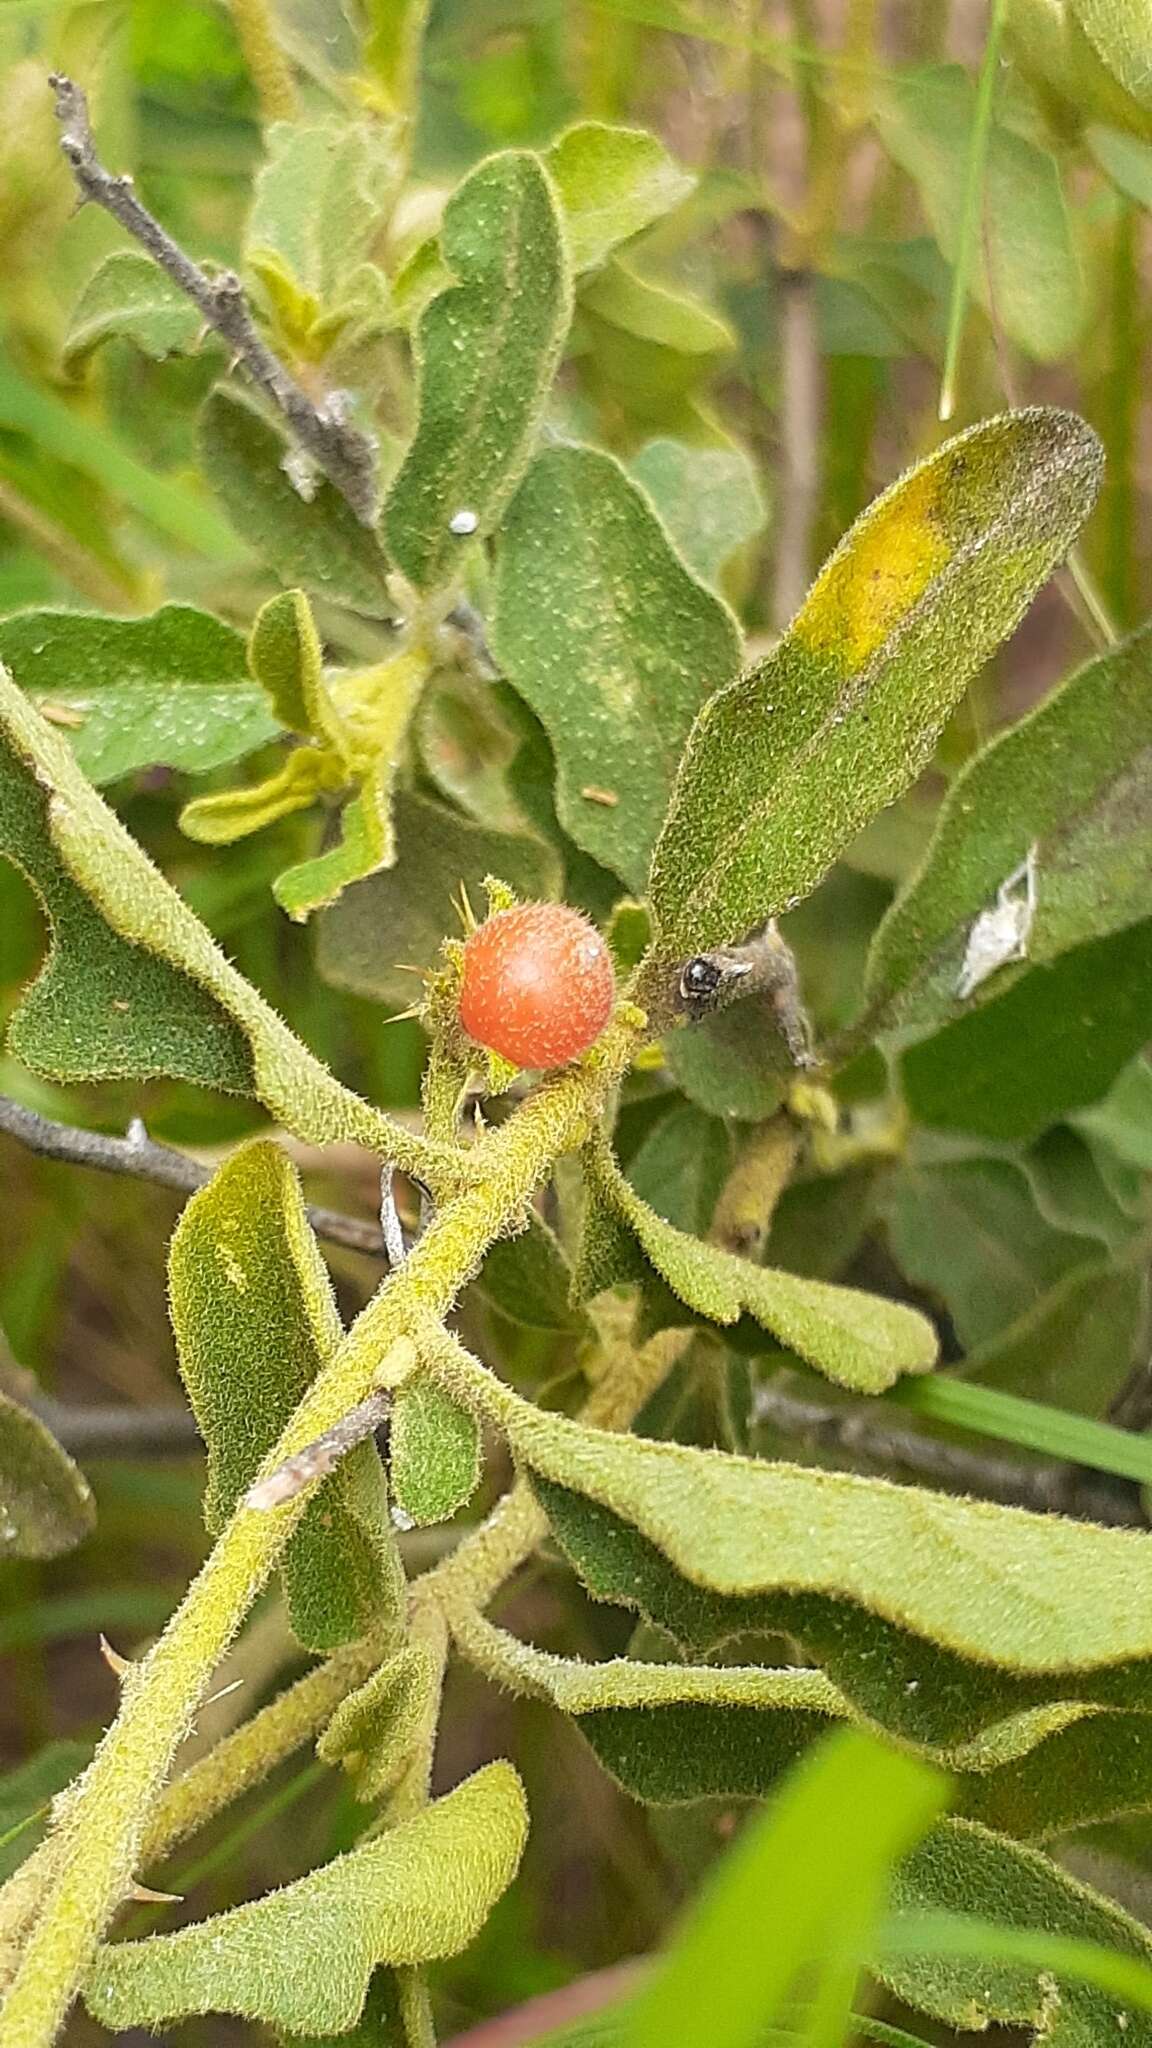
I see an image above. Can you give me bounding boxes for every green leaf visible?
[1023,1126,1139,1250]
[200,388,392,615]
[0,668,442,1177]
[875,66,1087,361]
[179,745,339,847]
[416,671,528,834]
[317,791,561,1009]
[246,121,399,304]
[1073,0,1152,113]
[900,917,1152,1140]
[627,436,767,588]
[581,259,734,361]
[0,1388,94,1559]
[273,767,393,922]
[381,151,571,593]
[493,443,740,891]
[63,250,203,368]
[475,1377,1152,1684]
[626,1104,734,1236]
[962,1708,1152,1840]
[880,1155,1094,1349]
[0,605,281,785]
[1076,1057,1152,1170]
[623,1729,946,2048]
[1086,122,1152,205]
[962,1259,1147,1414]
[84,1762,528,2035]
[0,1740,92,1881]
[545,122,694,273]
[582,1138,937,1393]
[169,1141,402,1651]
[477,1212,590,1334]
[867,623,1152,1031]
[390,1379,481,1525]
[878,1818,1152,2043]
[317,1644,438,1804]
[647,408,1101,963]
[666,1003,785,1122]
[247,589,326,737]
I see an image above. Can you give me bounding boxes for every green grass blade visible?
[938,0,1007,421]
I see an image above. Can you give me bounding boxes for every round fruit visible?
[458,904,615,1069]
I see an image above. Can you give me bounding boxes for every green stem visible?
[228,0,298,123]
[1,1020,641,2046]
[938,0,1006,423]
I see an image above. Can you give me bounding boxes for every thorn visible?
[202,1676,244,1710]
[100,1634,132,1679]
[128,1881,182,1905]
[454,882,479,934]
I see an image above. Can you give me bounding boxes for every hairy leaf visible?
[84,1763,528,2034]
[382,151,571,592]
[0,605,280,785]
[246,121,398,305]
[867,623,1152,1030]
[391,1379,481,1525]
[200,388,393,614]
[0,669,447,1177]
[317,1643,437,1804]
[647,409,1101,961]
[1073,0,1152,112]
[64,250,203,367]
[477,1213,589,1334]
[581,1139,937,1392]
[962,1259,1147,1415]
[625,1103,734,1236]
[546,123,694,272]
[0,1389,94,1559]
[169,1142,401,1651]
[317,791,560,1008]
[878,1818,1152,2044]
[472,1378,1152,1685]
[247,589,327,738]
[875,67,1087,361]
[493,443,741,890]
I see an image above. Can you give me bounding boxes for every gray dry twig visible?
[50,72,380,525]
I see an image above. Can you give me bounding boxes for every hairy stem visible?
[226,0,298,123]
[0,1022,640,2045]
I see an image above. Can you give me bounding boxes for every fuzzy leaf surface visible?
[0,669,446,1173]
[64,250,203,367]
[200,388,392,614]
[0,1389,95,1559]
[391,1379,481,1525]
[627,436,767,588]
[1073,0,1152,112]
[84,1763,528,2034]
[246,121,398,302]
[0,606,280,785]
[582,1139,937,1392]
[473,1380,1152,1683]
[647,409,1101,961]
[317,1643,437,1804]
[382,151,570,591]
[493,443,741,890]
[878,1818,1152,2044]
[867,623,1152,1030]
[170,1142,400,1651]
[547,122,693,271]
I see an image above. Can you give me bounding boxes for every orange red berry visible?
[458,904,615,1068]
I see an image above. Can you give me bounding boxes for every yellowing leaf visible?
[84,1763,528,2035]
[648,409,1102,964]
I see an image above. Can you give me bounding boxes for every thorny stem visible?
[49,75,379,525]
[0,1015,642,2046]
